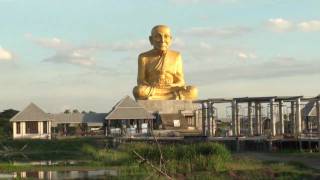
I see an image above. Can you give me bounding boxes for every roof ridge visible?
[10,102,47,122]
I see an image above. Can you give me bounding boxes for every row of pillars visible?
[232,98,303,137]
[231,98,320,137]
[200,98,320,137]
[201,101,216,136]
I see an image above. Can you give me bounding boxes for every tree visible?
[0,109,19,139]
[0,109,19,119]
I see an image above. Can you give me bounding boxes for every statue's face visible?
[150,26,172,51]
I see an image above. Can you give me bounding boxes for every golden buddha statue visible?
[133,25,198,100]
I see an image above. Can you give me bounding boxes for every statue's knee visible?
[187,86,198,94]
[133,86,149,99]
[185,86,198,99]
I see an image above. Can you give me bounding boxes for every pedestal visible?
[137,100,200,131]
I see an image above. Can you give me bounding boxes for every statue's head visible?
[149,25,172,52]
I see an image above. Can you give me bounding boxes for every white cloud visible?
[0,46,13,61]
[297,20,320,32]
[27,34,101,67]
[26,34,70,50]
[266,18,320,33]
[237,52,256,60]
[44,50,96,67]
[266,18,293,32]
[35,37,68,49]
[189,57,320,85]
[181,26,252,38]
[108,40,149,52]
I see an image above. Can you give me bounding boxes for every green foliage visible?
[80,142,232,173]
[126,142,231,173]
[0,109,19,119]
[81,144,130,165]
[0,109,18,140]
[0,138,104,161]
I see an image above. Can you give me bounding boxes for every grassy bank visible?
[0,138,319,179]
[0,137,105,161]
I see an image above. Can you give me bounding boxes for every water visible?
[0,169,117,179]
[0,160,118,179]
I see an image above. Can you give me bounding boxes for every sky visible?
[0,0,320,113]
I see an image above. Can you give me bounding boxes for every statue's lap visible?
[133,85,198,100]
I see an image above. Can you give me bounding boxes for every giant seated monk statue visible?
[133,25,198,100]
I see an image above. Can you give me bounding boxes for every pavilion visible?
[105,96,155,136]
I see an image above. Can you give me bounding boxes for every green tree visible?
[0,109,19,139]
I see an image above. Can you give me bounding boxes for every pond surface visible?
[0,160,118,179]
[0,169,117,179]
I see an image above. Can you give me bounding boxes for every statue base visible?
[137,100,202,133]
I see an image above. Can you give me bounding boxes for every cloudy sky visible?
[1,0,319,112]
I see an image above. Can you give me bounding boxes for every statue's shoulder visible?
[167,50,180,56]
[167,50,182,60]
[138,50,154,59]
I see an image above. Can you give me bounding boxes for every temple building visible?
[10,103,107,139]
[105,96,155,136]
[10,103,52,139]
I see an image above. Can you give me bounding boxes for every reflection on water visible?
[0,169,117,179]
[13,160,82,166]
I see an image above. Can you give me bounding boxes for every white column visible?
[258,103,262,135]
[39,121,43,136]
[232,100,237,136]
[21,122,25,136]
[48,121,52,139]
[295,98,302,135]
[255,102,260,135]
[270,98,276,136]
[291,101,295,135]
[207,101,211,136]
[317,100,320,135]
[236,102,241,136]
[279,100,284,135]
[201,102,207,136]
[210,102,216,136]
[13,122,17,139]
[248,102,253,136]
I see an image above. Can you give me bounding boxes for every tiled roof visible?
[302,100,317,117]
[106,96,155,120]
[51,113,107,126]
[10,103,49,122]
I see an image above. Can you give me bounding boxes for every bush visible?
[81,144,130,165]
[127,142,231,173]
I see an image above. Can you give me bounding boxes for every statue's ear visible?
[168,36,173,45]
[149,36,153,45]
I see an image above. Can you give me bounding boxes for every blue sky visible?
[1,0,320,112]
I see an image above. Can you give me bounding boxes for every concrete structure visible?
[194,98,232,136]
[195,96,309,138]
[138,100,200,133]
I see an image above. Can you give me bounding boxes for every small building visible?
[10,103,106,139]
[51,112,106,136]
[105,96,155,137]
[10,103,52,139]
[138,100,201,135]
[302,100,319,133]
